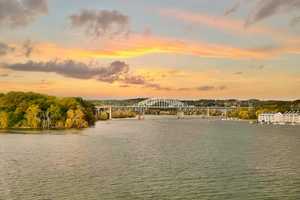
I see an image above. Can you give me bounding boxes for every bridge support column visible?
[207,107,210,117]
[108,106,112,120]
[138,111,145,120]
[137,108,145,120]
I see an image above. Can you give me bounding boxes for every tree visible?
[98,112,109,120]
[65,108,89,128]
[65,109,75,128]
[0,111,9,129]
[48,104,63,128]
[238,110,250,119]
[73,109,88,128]
[25,105,41,128]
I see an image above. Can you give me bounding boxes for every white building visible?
[258,112,300,125]
[258,112,282,124]
[283,112,300,124]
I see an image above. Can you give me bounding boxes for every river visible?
[0,116,299,200]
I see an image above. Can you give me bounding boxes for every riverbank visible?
[0,128,84,134]
[109,115,300,126]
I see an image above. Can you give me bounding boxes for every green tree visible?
[48,104,63,128]
[98,112,109,120]
[0,111,9,129]
[65,108,89,128]
[25,105,41,128]
[65,109,75,128]
[238,110,250,119]
[73,109,88,128]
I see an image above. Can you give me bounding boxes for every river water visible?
[0,116,300,200]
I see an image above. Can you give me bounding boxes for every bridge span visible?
[95,98,252,119]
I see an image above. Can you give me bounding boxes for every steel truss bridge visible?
[134,98,187,109]
[95,98,252,119]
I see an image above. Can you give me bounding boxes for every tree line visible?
[91,98,300,120]
[227,101,300,120]
[0,92,96,129]
[91,98,300,110]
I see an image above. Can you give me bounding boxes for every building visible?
[258,112,300,125]
[258,112,282,124]
[282,111,300,124]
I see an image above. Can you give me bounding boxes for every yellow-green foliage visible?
[55,120,65,129]
[238,110,250,119]
[228,108,257,120]
[0,111,9,129]
[112,110,136,118]
[65,108,89,128]
[98,112,109,120]
[25,105,41,129]
[0,91,95,129]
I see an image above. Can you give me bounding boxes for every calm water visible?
[1,117,300,200]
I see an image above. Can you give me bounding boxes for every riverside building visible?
[258,112,300,125]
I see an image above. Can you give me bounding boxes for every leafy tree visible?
[65,108,89,128]
[0,111,9,129]
[73,108,89,128]
[48,104,63,128]
[65,109,75,128]
[238,110,250,119]
[25,105,41,128]
[98,112,109,120]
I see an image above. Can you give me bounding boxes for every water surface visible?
[1,117,300,200]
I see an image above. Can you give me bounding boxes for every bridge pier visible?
[137,110,145,120]
[207,107,210,117]
[136,107,145,120]
[108,106,112,120]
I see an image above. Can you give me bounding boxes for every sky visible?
[0,0,299,100]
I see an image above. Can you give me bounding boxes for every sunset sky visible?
[0,0,299,99]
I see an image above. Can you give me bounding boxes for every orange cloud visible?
[2,34,299,64]
[21,34,277,61]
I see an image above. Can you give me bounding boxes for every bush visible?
[112,110,136,118]
[98,112,109,120]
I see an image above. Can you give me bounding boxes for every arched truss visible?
[135,98,186,108]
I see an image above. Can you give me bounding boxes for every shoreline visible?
[2,116,299,133]
[106,115,300,126]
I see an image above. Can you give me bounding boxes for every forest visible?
[0,92,96,129]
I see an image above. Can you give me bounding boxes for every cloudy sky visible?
[0,0,299,99]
